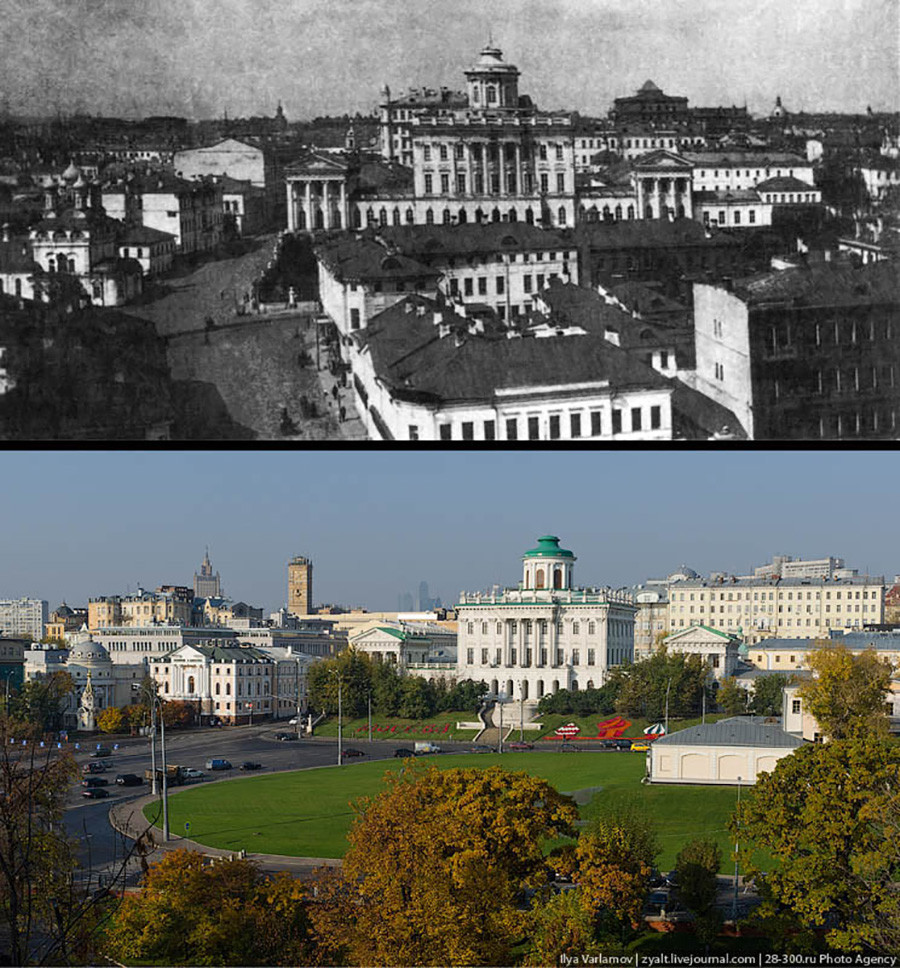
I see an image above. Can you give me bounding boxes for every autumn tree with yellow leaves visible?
[310,763,579,967]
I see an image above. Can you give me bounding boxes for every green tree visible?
[307,649,373,719]
[397,675,435,719]
[575,802,658,933]
[614,650,708,721]
[750,673,793,716]
[97,705,127,733]
[370,661,402,716]
[126,702,150,729]
[733,736,900,952]
[310,764,578,966]
[716,677,749,715]
[524,888,602,966]
[441,678,488,713]
[674,837,722,921]
[797,644,893,739]
[9,670,74,731]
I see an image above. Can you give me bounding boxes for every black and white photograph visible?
[0,0,896,440]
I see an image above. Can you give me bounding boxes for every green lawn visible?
[144,752,763,872]
[533,712,733,741]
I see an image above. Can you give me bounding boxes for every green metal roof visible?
[522,535,574,559]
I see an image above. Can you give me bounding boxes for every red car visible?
[341,748,365,758]
[507,741,534,751]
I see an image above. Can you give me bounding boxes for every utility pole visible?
[519,686,524,742]
[295,656,302,736]
[150,696,157,796]
[368,690,372,744]
[160,700,169,842]
[337,676,343,764]
[664,677,673,736]
[498,697,504,754]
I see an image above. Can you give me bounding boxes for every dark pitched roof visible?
[755,176,819,193]
[609,281,687,317]
[683,150,808,167]
[693,189,763,203]
[358,294,670,404]
[654,716,804,748]
[732,259,900,307]
[537,281,637,335]
[314,237,438,284]
[120,224,177,245]
[574,217,740,249]
[376,221,574,257]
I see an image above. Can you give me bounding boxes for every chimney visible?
[416,303,426,317]
[1,223,9,243]
[432,311,442,326]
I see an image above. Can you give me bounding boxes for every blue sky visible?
[1,450,897,615]
[3,0,897,119]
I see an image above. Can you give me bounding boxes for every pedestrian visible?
[332,385,339,400]
[339,405,346,423]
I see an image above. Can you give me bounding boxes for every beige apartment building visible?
[88,588,193,630]
[667,576,884,644]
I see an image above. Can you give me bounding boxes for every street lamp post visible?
[520,685,525,742]
[150,697,157,796]
[368,690,372,744]
[498,696,504,754]
[664,678,673,736]
[330,671,343,765]
[160,701,169,842]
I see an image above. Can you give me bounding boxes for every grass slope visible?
[144,752,760,872]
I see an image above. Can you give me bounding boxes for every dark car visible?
[82,787,111,799]
[507,741,534,751]
[274,732,297,741]
[559,742,581,752]
[240,761,263,771]
[469,745,497,753]
[82,762,109,774]
[82,776,109,787]
[341,748,365,758]
[115,774,143,786]
[90,748,113,758]
[393,748,415,758]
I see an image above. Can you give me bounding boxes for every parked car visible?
[240,761,263,771]
[82,776,108,787]
[82,762,109,774]
[507,741,534,751]
[115,774,143,786]
[182,768,206,780]
[274,732,297,741]
[205,758,232,771]
[414,742,442,755]
[559,742,581,752]
[468,745,497,753]
[393,748,415,758]
[90,748,112,758]
[287,717,300,725]
[82,788,111,799]
[630,742,651,752]
[341,749,365,758]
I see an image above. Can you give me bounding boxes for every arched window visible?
[458,208,467,224]
[603,205,611,221]
[475,207,485,224]
[333,210,342,229]
[553,568,563,589]
[645,205,654,219]
[492,207,501,223]
[14,279,21,297]
[538,680,545,698]
[558,207,567,225]
[47,256,56,273]
[627,205,635,219]
[524,207,533,225]
[366,207,375,226]
[215,682,220,695]
[552,679,559,693]
[535,568,545,589]
[352,208,361,228]
[405,208,414,224]
[614,205,622,220]
[392,207,401,226]
[522,681,529,700]
[378,208,387,226]
[226,682,231,695]
[188,675,195,693]
[425,208,434,225]
[442,208,451,224]
[508,208,517,222]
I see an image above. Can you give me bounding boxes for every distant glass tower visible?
[193,548,222,599]
[288,555,314,616]
[398,592,414,612]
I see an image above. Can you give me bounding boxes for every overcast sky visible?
[2,0,897,120]
[1,450,897,616]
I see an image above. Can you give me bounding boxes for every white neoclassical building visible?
[456,535,635,703]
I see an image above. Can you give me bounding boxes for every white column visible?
[515,144,522,196]
[304,182,312,230]
[500,142,508,197]
[322,181,330,229]
[466,144,473,199]
[339,182,346,228]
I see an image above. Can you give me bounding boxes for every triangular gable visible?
[632,149,692,170]
[664,624,738,646]
[164,643,206,661]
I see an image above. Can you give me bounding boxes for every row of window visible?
[465,619,601,636]
[448,271,560,299]
[676,603,875,614]
[702,209,758,225]
[423,142,567,162]
[433,405,663,441]
[423,171,567,195]
[465,647,599,666]
[674,588,877,601]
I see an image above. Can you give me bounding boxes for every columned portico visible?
[632,150,695,220]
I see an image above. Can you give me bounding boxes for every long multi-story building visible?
[667,574,885,644]
[456,535,635,703]
[88,587,193,630]
[0,598,48,640]
[693,260,900,440]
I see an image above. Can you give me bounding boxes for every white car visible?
[183,768,206,780]
[287,717,300,726]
